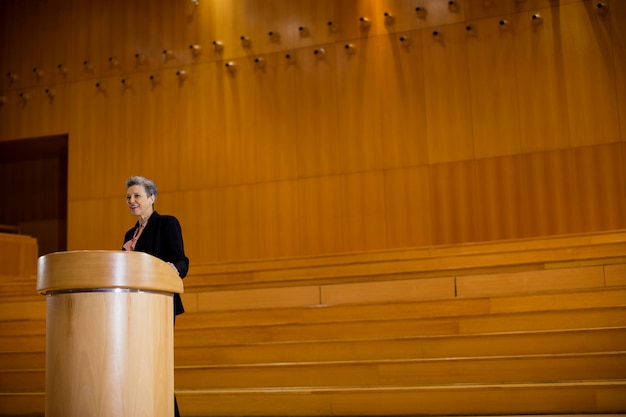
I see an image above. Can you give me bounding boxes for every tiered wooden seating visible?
[174,230,626,416]
[1,231,626,416]
[0,233,45,416]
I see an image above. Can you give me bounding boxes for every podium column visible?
[36,250,184,417]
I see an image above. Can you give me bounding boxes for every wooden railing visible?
[1,231,626,416]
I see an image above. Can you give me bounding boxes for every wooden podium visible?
[36,250,184,417]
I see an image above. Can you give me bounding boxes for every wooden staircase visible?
[1,231,626,416]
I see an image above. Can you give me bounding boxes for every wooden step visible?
[175,380,626,416]
[174,327,626,366]
[174,307,626,347]
[173,352,626,390]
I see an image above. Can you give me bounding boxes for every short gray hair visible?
[126,176,158,199]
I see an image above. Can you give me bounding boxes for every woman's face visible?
[126,184,155,219]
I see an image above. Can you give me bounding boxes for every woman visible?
[122,175,188,417]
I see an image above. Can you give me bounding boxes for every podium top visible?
[36,250,184,295]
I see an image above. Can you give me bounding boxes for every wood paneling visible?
[613,0,626,142]
[384,166,432,248]
[2,0,625,259]
[177,63,219,190]
[340,171,387,252]
[177,188,218,265]
[257,180,300,259]
[216,57,258,186]
[217,184,258,261]
[570,143,626,232]
[429,160,478,244]
[475,155,528,241]
[254,52,298,183]
[561,1,619,147]
[522,149,576,236]
[467,16,521,159]
[422,22,474,163]
[378,29,429,169]
[297,176,343,256]
[513,6,571,153]
[335,38,383,174]
[294,44,340,178]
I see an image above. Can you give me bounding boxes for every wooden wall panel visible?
[475,155,528,241]
[298,176,343,256]
[254,52,298,183]
[178,63,219,191]
[465,0,511,21]
[175,0,215,66]
[335,38,383,174]
[70,0,105,81]
[512,6,571,153]
[467,16,521,159]
[429,160,478,245]
[101,77,137,197]
[3,0,626,261]
[67,79,108,201]
[341,171,387,252]
[38,0,72,87]
[414,0,467,29]
[135,70,181,193]
[217,184,258,262]
[570,143,626,232]
[332,0,379,41]
[522,149,576,237]
[374,0,421,33]
[512,0,580,14]
[211,0,258,61]
[66,200,103,250]
[384,166,432,249]
[611,0,626,142]
[133,0,179,72]
[294,45,340,178]
[378,29,428,169]
[291,0,336,49]
[104,0,138,75]
[422,23,474,164]
[257,180,300,259]
[561,1,619,147]
[216,58,258,187]
[102,196,129,251]
[249,0,297,56]
[177,189,219,265]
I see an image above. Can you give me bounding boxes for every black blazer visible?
[123,211,189,316]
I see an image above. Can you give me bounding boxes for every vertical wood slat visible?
[384,166,432,249]
[335,37,383,174]
[378,29,429,169]
[612,0,626,143]
[467,15,522,159]
[294,45,341,178]
[298,176,343,256]
[341,171,387,252]
[422,22,474,164]
[475,155,528,241]
[570,143,626,232]
[522,149,577,237]
[560,1,619,147]
[429,160,479,245]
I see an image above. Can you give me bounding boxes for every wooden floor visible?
[1,231,626,416]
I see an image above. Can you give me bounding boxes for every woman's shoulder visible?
[151,211,181,226]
